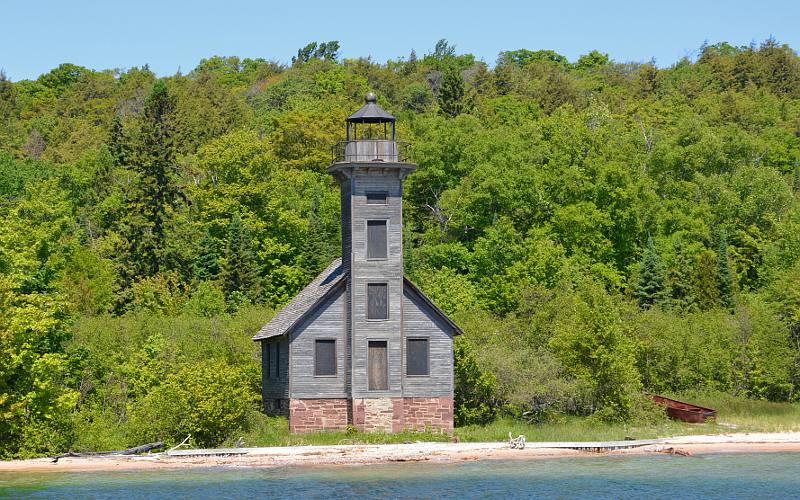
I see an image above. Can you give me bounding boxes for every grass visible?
[234,412,452,448]
[666,390,800,433]
[236,392,800,448]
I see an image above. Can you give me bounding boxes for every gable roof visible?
[252,259,462,341]
[252,258,346,341]
[403,277,463,336]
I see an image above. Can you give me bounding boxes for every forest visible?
[2,38,800,458]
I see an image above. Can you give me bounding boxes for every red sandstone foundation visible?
[276,397,454,434]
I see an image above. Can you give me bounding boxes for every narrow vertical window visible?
[367,220,387,259]
[273,342,280,379]
[264,343,272,378]
[368,340,388,390]
[367,283,388,320]
[406,338,430,376]
[366,192,388,204]
[315,339,336,376]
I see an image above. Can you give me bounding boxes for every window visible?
[272,342,280,379]
[406,338,429,376]
[367,220,387,259]
[264,343,272,378]
[368,340,388,390]
[366,192,388,204]
[367,283,388,320]
[314,339,336,376]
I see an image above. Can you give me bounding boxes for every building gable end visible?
[253,259,347,341]
[403,277,463,336]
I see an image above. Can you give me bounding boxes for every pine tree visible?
[194,231,220,282]
[438,66,466,118]
[120,81,183,283]
[108,116,127,168]
[221,213,261,301]
[666,239,693,310]
[716,234,736,310]
[693,250,720,311]
[404,49,418,75]
[634,236,669,309]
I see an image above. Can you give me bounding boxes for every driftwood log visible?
[657,446,692,457]
[51,442,165,463]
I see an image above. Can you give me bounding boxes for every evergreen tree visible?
[716,234,736,310]
[221,212,261,301]
[299,188,332,278]
[438,66,466,117]
[194,231,220,282]
[120,81,183,284]
[108,116,127,168]
[693,250,720,311]
[666,239,693,309]
[634,237,669,309]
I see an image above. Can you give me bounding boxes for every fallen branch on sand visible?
[51,442,165,463]
[168,435,192,453]
[657,446,692,457]
[508,432,526,450]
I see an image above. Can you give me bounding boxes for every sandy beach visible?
[2,432,800,473]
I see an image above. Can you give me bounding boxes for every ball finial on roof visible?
[365,92,377,103]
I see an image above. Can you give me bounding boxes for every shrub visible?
[547,278,644,421]
[128,361,257,447]
[454,338,500,426]
[183,281,227,317]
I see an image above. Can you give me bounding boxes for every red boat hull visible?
[649,394,717,423]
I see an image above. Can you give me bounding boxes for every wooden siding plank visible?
[401,289,454,397]
[289,287,348,399]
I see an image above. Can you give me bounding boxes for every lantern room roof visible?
[346,92,395,123]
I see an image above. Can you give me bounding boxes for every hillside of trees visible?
[2,39,800,457]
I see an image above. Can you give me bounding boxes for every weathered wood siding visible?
[340,176,353,395]
[261,338,289,400]
[340,180,352,274]
[401,287,454,397]
[348,169,405,398]
[344,140,398,162]
[289,286,348,398]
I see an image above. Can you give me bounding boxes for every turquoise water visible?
[2,453,799,499]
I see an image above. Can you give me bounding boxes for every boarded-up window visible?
[264,342,272,378]
[315,339,336,376]
[366,192,388,204]
[367,283,388,320]
[406,338,429,376]
[272,342,280,379]
[367,220,387,259]
[368,340,388,390]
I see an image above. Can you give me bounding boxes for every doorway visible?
[368,340,388,390]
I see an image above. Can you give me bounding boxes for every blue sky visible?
[1,0,798,81]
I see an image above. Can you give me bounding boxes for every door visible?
[368,341,388,390]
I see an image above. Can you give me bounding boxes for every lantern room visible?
[333,92,411,163]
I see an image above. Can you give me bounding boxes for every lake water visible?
[2,453,799,499]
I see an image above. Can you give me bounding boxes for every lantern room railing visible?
[332,140,412,164]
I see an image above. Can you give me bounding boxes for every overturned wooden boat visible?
[649,394,717,423]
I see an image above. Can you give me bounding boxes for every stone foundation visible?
[289,398,349,433]
[264,398,289,417]
[352,398,403,433]
[402,397,454,434]
[295,396,453,434]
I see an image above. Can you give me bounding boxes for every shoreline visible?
[3,432,800,473]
